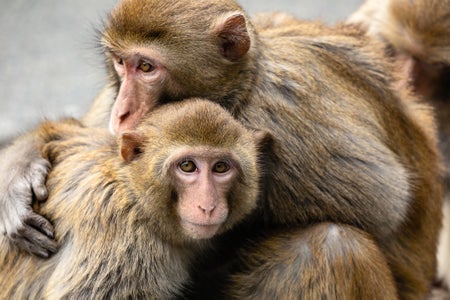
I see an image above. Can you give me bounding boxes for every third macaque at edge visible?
[348,0,450,291]
[0,0,443,298]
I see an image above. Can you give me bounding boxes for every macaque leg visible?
[228,223,398,299]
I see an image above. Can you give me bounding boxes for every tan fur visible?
[87,1,444,298]
[0,99,262,299]
[349,0,450,291]
[252,12,300,31]
[1,0,443,298]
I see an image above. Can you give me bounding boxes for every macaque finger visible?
[10,234,53,258]
[29,158,50,202]
[7,212,57,257]
[24,212,55,240]
[12,217,57,257]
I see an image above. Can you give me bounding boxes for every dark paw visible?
[10,213,57,258]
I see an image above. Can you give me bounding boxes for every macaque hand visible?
[0,136,57,257]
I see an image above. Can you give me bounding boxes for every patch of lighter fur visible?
[437,198,450,289]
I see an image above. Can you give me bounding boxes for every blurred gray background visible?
[0,0,362,145]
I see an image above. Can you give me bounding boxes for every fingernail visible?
[39,251,49,258]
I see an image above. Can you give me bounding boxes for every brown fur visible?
[83,1,443,298]
[0,0,442,298]
[348,0,450,101]
[0,99,263,299]
[228,223,397,299]
[349,0,450,291]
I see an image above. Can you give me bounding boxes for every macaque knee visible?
[228,223,398,299]
[312,223,398,299]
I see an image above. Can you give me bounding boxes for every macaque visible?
[0,0,443,298]
[0,99,264,298]
[251,12,300,31]
[348,0,450,291]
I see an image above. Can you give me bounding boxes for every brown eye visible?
[179,160,197,173]
[139,62,154,73]
[116,57,124,65]
[213,161,230,173]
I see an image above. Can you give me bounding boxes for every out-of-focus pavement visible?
[0,0,362,144]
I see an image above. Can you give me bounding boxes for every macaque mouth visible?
[182,218,223,227]
[181,220,223,239]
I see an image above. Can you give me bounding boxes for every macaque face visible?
[170,147,240,239]
[119,99,262,244]
[108,47,169,133]
[102,0,253,135]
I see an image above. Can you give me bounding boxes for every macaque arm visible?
[0,118,82,258]
[0,131,55,257]
[0,63,111,257]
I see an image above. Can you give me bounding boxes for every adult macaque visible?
[0,99,264,299]
[348,0,450,291]
[0,0,443,298]
[251,12,300,31]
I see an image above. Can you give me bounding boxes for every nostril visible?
[119,111,131,123]
[198,205,216,215]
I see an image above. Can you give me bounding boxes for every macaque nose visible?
[198,204,216,216]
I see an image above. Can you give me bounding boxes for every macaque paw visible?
[8,212,57,258]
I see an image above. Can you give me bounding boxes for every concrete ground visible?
[0,0,362,144]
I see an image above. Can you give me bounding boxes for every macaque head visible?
[118,98,268,243]
[101,0,255,133]
[378,0,450,99]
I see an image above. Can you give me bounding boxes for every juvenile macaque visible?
[0,0,443,298]
[0,99,264,299]
[348,0,450,291]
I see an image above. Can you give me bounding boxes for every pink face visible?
[109,48,168,133]
[171,148,239,239]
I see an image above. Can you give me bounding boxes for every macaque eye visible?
[179,160,197,173]
[116,57,124,65]
[139,62,155,73]
[213,161,231,173]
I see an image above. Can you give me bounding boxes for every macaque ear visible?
[213,13,251,61]
[120,132,145,162]
[252,130,273,149]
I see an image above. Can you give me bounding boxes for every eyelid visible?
[108,50,122,59]
[216,158,233,166]
[136,55,158,67]
[177,157,194,167]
